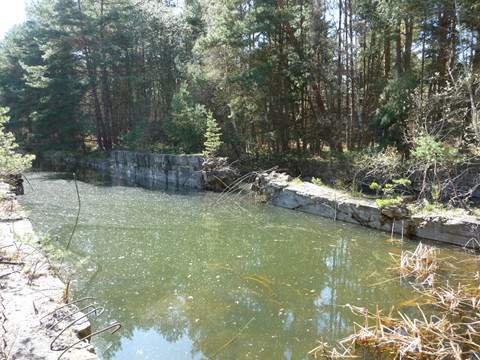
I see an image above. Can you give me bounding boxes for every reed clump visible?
[396,242,439,286]
[310,291,480,359]
[421,284,480,315]
[310,244,480,359]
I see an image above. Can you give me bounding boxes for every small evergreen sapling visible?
[203,111,222,158]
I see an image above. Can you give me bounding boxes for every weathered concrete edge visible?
[38,150,237,191]
[259,173,480,249]
[111,150,206,190]
[0,181,99,360]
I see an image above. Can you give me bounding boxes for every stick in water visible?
[66,172,81,250]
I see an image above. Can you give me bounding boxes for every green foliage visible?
[334,179,345,190]
[411,135,462,166]
[0,108,35,177]
[431,184,441,203]
[369,181,381,192]
[118,122,148,150]
[203,111,222,157]
[166,84,207,153]
[411,199,447,214]
[422,201,438,212]
[372,73,417,149]
[371,177,411,208]
[0,9,86,152]
[311,177,323,186]
[375,196,404,208]
[0,0,478,179]
[290,178,303,185]
[382,178,411,194]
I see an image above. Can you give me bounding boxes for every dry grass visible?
[310,244,480,359]
[421,284,480,315]
[310,297,480,359]
[394,243,439,286]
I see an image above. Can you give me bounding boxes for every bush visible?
[371,178,411,208]
[311,177,323,186]
[290,178,303,185]
[351,147,405,190]
[118,121,148,150]
[0,107,35,177]
[411,135,462,166]
[372,72,417,148]
[376,197,403,208]
[410,133,467,202]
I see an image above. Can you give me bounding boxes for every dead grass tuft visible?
[310,244,480,359]
[394,243,439,286]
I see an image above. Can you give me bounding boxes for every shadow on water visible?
[29,168,201,196]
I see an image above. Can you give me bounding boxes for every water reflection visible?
[20,172,454,359]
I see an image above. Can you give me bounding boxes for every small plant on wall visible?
[312,177,323,186]
[370,178,412,208]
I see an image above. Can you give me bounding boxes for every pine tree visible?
[203,111,222,158]
[166,84,207,153]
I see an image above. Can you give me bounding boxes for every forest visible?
[0,0,479,200]
[2,2,480,359]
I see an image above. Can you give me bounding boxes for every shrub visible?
[410,134,466,202]
[290,178,303,185]
[311,177,323,186]
[118,121,148,150]
[0,107,35,177]
[369,181,380,192]
[411,135,462,166]
[351,147,405,189]
[376,197,403,208]
[371,178,411,208]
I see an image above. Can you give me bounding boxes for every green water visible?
[18,172,472,360]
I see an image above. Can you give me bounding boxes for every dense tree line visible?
[0,0,479,158]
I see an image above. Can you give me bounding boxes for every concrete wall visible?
[258,172,480,249]
[39,150,207,190]
[111,151,205,190]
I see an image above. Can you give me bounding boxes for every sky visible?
[0,0,26,40]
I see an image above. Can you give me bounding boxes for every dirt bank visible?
[0,182,98,360]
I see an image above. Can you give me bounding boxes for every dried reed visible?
[310,244,480,359]
[396,243,439,286]
[310,301,480,359]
